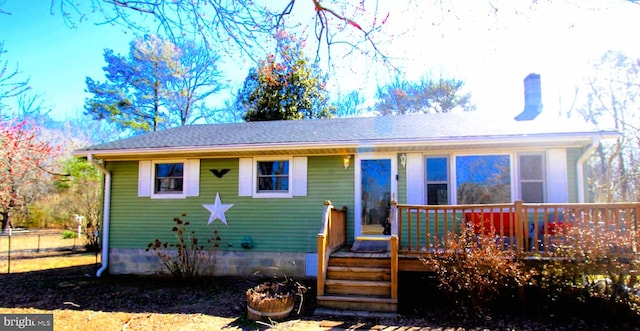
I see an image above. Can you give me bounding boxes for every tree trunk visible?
[1,211,9,232]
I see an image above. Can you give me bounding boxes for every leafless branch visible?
[49,0,395,67]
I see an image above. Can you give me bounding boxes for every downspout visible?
[577,137,600,203]
[88,154,111,277]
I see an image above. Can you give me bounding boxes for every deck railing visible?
[393,200,640,255]
[317,201,347,296]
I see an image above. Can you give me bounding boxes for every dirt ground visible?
[1,250,640,330]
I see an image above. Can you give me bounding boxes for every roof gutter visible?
[87,154,111,277]
[577,137,600,203]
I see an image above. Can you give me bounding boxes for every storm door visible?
[355,154,397,238]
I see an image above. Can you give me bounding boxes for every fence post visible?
[514,200,524,253]
[7,228,11,274]
[390,198,398,237]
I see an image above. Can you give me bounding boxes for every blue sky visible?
[1,1,640,121]
[1,0,132,120]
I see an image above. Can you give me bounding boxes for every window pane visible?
[456,155,511,204]
[427,184,448,205]
[257,160,289,192]
[521,182,544,203]
[426,158,448,181]
[156,163,183,177]
[258,176,289,191]
[257,161,289,176]
[520,155,542,180]
[154,163,184,193]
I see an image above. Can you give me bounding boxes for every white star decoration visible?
[203,192,234,225]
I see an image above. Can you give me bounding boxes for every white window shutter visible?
[292,156,308,196]
[547,149,568,203]
[405,153,424,204]
[138,160,151,197]
[185,159,200,197]
[238,158,253,196]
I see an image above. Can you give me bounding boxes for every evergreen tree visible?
[85,35,223,133]
[236,33,335,122]
[375,74,475,115]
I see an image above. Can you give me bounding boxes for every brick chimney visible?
[514,73,542,121]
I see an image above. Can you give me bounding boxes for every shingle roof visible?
[76,112,616,155]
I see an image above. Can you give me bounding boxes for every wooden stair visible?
[316,254,397,316]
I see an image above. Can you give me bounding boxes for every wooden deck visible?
[316,200,640,316]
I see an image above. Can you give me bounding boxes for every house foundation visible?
[107,248,308,277]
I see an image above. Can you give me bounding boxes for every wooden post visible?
[317,234,326,296]
[514,200,524,253]
[390,198,398,237]
[390,235,399,300]
[317,200,332,297]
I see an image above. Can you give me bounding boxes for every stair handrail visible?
[317,201,331,297]
[317,200,347,297]
[390,199,399,300]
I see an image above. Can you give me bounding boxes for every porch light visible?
[400,154,407,168]
[343,155,351,169]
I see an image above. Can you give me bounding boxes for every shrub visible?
[84,222,101,252]
[146,214,221,279]
[427,225,533,316]
[538,213,640,315]
[62,230,78,239]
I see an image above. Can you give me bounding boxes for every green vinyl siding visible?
[107,156,354,253]
[397,153,407,204]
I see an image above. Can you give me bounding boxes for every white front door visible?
[354,153,397,238]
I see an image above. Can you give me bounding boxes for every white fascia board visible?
[73,131,618,160]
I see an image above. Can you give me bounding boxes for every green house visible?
[74,74,617,278]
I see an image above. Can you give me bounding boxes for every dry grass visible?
[0,229,96,273]
[0,229,82,253]
[0,308,240,331]
[0,253,98,273]
[0,249,348,330]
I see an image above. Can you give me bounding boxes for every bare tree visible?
[15,91,54,125]
[0,42,30,113]
[579,50,640,202]
[334,90,368,117]
[165,39,224,126]
[50,0,396,66]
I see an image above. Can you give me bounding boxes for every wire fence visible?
[0,228,94,273]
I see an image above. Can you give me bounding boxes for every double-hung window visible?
[138,159,200,199]
[257,160,290,193]
[425,157,449,205]
[519,153,545,203]
[154,163,184,194]
[239,156,307,198]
